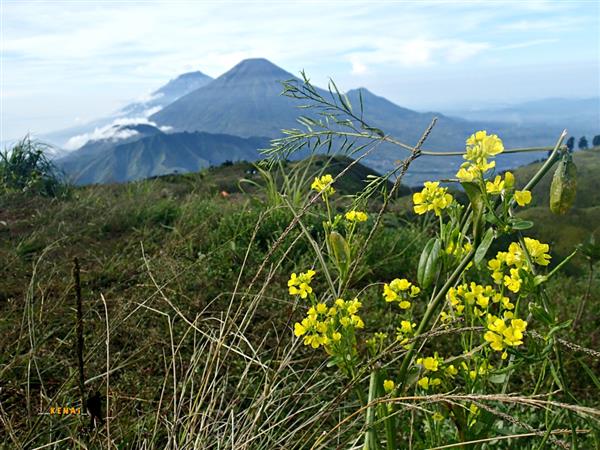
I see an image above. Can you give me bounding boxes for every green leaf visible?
[489,373,507,384]
[528,302,554,326]
[329,231,351,274]
[509,218,534,230]
[417,238,441,289]
[461,181,484,241]
[550,151,577,215]
[474,228,495,266]
[417,238,435,287]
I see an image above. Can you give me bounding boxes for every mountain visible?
[151,58,313,137]
[150,59,560,185]
[118,71,213,117]
[340,88,556,185]
[57,125,269,184]
[39,71,213,150]
[47,58,578,186]
[447,98,600,139]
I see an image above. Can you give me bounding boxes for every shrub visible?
[0,136,66,197]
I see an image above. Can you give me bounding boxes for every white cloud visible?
[498,39,559,50]
[63,117,162,150]
[346,38,490,70]
[350,57,368,75]
[141,106,162,117]
[1,1,597,139]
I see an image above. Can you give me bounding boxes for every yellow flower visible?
[524,237,551,266]
[417,356,439,372]
[383,379,395,393]
[294,322,306,337]
[504,268,522,293]
[514,190,532,206]
[488,258,502,272]
[465,130,504,162]
[506,242,525,267]
[417,377,430,390]
[345,210,368,222]
[390,278,411,291]
[400,320,415,334]
[311,174,335,195]
[485,175,505,195]
[316,303,327,314]
[351,314,365,329]
[504,171,515,189]
[445,364,458,377]
[456,163,479,182]
[457,131,504,182]
[383,278,419,308]
[347,298,362,314]
[432,412,444,421]
[383,284,398,302]
[412,181,453,216]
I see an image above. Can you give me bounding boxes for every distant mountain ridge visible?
[447,97,599,139]
[39,70,213,150]
[149,58,561,185]
[50,58,595,186]
[57,125,269,184]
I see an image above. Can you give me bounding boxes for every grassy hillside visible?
[1,153,598,449]
[513,147,600,261]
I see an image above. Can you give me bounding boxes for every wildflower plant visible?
[265,72,595,450]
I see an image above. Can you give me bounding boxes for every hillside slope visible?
[57,127,269,184]
[514,148,600,258]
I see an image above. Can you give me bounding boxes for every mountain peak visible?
[218,58,294,83]
[173,70,211,81]
[155,70,213,97]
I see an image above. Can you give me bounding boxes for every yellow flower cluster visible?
[383,278,421,309]
[293,297,364,350]
[446,282,513,318]
[483,314,528,358]
[395,319,416,347]
[457,130,504,182]
[488,238,551,293]
[311,174,335,195]
[413,181,454,216]
[416,353,445,390]
[345,210,368,222]
[484,170,531,206]
[445,239,473,258]
[288,270,316,298]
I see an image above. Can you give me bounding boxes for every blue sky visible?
[2,0,599,140]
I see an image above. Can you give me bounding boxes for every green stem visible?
[364,370,382,450]
[376,378,397,450]
[509,131,567,209]
[398,249,476,389]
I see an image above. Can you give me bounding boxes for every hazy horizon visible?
[2,0,599,141]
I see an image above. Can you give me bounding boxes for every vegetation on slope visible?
[514,147,600,262]
[1,134,599,448]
